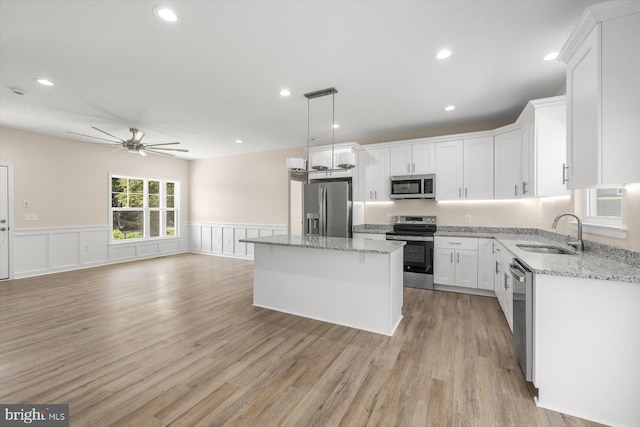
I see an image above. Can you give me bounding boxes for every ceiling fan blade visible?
[143,142,181,147]
[91,126,126,142]
[143,149,175,157]
[132,129,145,142]
[147,147,189,152]
[67,131,122,144]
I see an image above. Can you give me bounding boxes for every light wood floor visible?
[0,253,602,426]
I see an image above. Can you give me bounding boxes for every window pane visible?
[166,210,175,236]
[150,210,160,237]
[166,195,174,208]
[149,181,160,208]
[166,182,175,196]
[595,188,622,217]
[112,177,127,207]
[149,195,159,208]
[112,211,144,240]
[149,180,159,194]
[129,179,144,193]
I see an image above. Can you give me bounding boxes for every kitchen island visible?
[239,235,405,336]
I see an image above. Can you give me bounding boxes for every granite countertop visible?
[352,224,393,234]
[240,235,405,254]
[436,230,640,283]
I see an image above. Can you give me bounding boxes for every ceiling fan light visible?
[139,150,148,156]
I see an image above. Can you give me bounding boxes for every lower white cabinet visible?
[494,242,513,330]
[434,237,478,288]
[477,238,495,290]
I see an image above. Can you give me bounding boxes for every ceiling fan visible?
[68,126,188,157]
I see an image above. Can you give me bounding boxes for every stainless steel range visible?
[385,216,436,290]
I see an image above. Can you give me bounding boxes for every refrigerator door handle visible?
[321,186,328,236]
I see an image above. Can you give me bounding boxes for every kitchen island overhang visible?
[240,235,406,336]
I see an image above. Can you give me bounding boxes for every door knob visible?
[0,219,6,223]
[0,227,6,231]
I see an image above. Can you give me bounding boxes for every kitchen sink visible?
[516,244,577,255]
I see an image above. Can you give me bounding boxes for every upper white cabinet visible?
[435,140,464,200]
[358,148,390,201]
[560,3,640,187]
[520,96,569,197]
[463,137,494,200]
[436,137,493,201]
[389,141,435,176]
[494,129,523,199]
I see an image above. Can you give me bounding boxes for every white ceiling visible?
[0,0,599,160]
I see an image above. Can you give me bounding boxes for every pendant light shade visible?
[287,157,305,172]
[337,151,356,169]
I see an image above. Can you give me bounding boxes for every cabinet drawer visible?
[353,233,386,241]
[435,236,478,250]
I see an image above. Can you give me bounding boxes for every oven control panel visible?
[392,215,436,225]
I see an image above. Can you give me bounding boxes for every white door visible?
[455,249,478,288]
[412,142,436,174]
[433,248,455,285]
[0,165,9,280]
[463,137,494,199]
[389,144,412,176]
[435,140,463,200]
[494,130,523,199]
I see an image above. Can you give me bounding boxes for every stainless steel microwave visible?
[390,175,435,199]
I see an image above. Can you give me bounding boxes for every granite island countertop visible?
[435,230,640,283]
[352,224,393,234]
[240,235,405,254]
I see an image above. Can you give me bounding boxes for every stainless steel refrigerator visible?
[303,180,352,238]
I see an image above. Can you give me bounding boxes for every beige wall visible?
[189,147,305,225]
[0,126,190,229]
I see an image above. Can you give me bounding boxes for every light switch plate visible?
[24,213,38,221]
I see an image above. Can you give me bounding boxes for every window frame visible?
[109,174,180,243]
[579,186,627,238]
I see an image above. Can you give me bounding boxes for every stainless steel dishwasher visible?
[510,258,534,382]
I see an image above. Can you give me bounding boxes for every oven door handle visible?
[386,235,434,242]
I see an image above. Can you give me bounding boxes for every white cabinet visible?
[389,141,435,176]
[494,129,523,199]
[560,5,640,187]
[520,96,569,197]
[477,238,495,291]
[463,137,494,200]
[434,237,478,288]
[493,242,513,331]
[436,137,493,201]
[359,148,390,201]
[435,140,464,200]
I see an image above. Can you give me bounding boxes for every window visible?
[111,175,179,241]
[582,186,626,238]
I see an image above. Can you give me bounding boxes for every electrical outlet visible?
[359,253,366,264]
[465,215,472,224]
[24,213,38,221]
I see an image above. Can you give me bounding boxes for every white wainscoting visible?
[188,222,288,260]
[13,225,189,279]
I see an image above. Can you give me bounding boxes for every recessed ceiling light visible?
[235,139,243,144]
[543,51,559,61]
[332,123,340,129]
[153,6,178,23]
[36,78,54,86]
[280,89,291,97]
[444,105,456,111]
[436,49,452,59]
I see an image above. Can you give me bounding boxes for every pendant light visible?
[287,87,355,177]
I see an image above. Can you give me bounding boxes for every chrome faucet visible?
[551,213,584,252]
